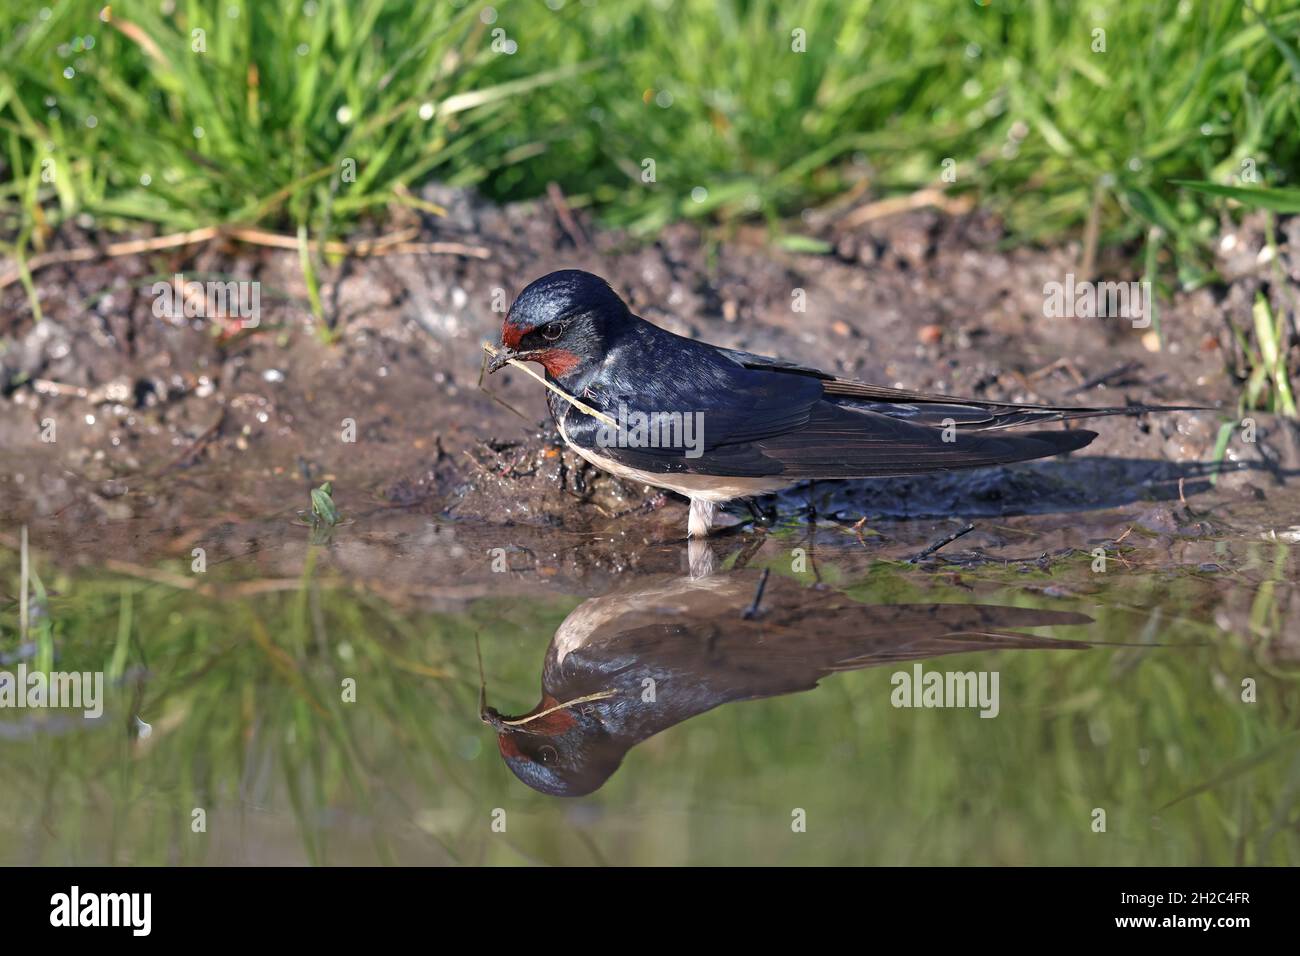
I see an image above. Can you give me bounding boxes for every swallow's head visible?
[489,269,629,380]
[482,695,624,798]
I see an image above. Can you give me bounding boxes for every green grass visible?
[2,1,1298,248]
[0,1,589,237]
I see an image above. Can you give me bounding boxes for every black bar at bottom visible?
[0,866,1280,941]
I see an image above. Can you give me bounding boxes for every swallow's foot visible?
[743,498,778,528]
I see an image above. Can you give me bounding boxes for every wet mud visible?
[4,188,1299,566]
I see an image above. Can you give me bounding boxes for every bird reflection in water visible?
[480,568,1092,796]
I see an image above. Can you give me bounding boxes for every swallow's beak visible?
[488,345,546,374]
[480,704,507,731]
[487,346,518,374]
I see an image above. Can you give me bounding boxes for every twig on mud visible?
[222,226,490,259]
[1066,360,1142,396]
[0,226,490,290]
[742,568,771,620]
[1027,357,1087,386]
[32,376,156,405]
[1,226,219,289]
[30,379,91,399]
[482,342,617,427]
[936,544,1083,572]
[150,411,226,476]
[461,449,497,481]
[908,522,976,564]
[547,181,588,247]
[841,186,975,229]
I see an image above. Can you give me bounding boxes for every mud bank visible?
[2,187,1299,593]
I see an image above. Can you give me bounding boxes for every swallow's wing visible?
[622,601,1092,676]
[556,320,1202,479]
[546,573,1091,704]
[560,375,1098,481]
[713,344,1207,431]
[744,402,1098,479]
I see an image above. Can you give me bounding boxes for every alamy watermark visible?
[1043,274,1151,328]
[0,665,104,719]
[152,273,260,327]
[50,886,150,936]
[595,403,705,459]
[891,663,999,718]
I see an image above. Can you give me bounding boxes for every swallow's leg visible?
[687,537,719,578]
[687,498,717,538]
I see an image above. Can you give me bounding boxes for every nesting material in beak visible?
[486,346,518,374]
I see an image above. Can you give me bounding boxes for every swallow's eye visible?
[541,322,564,342]
[539,745,558,764]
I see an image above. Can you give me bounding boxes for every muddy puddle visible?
[0,495,1297,865]
[2,188,1299,863]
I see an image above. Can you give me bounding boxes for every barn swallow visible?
[480,570,1092,796]
[488,269,1204,538]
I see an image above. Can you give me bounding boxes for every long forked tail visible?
[834,391,1213,433]
[975,401,1212,431]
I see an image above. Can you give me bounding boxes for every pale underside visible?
[556,412,792,538]
[564,438,791,536]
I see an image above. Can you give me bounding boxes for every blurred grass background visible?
[2,0,1299,280]
[1,539,1296,865]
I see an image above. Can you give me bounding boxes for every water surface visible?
[1,485,1297,865]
